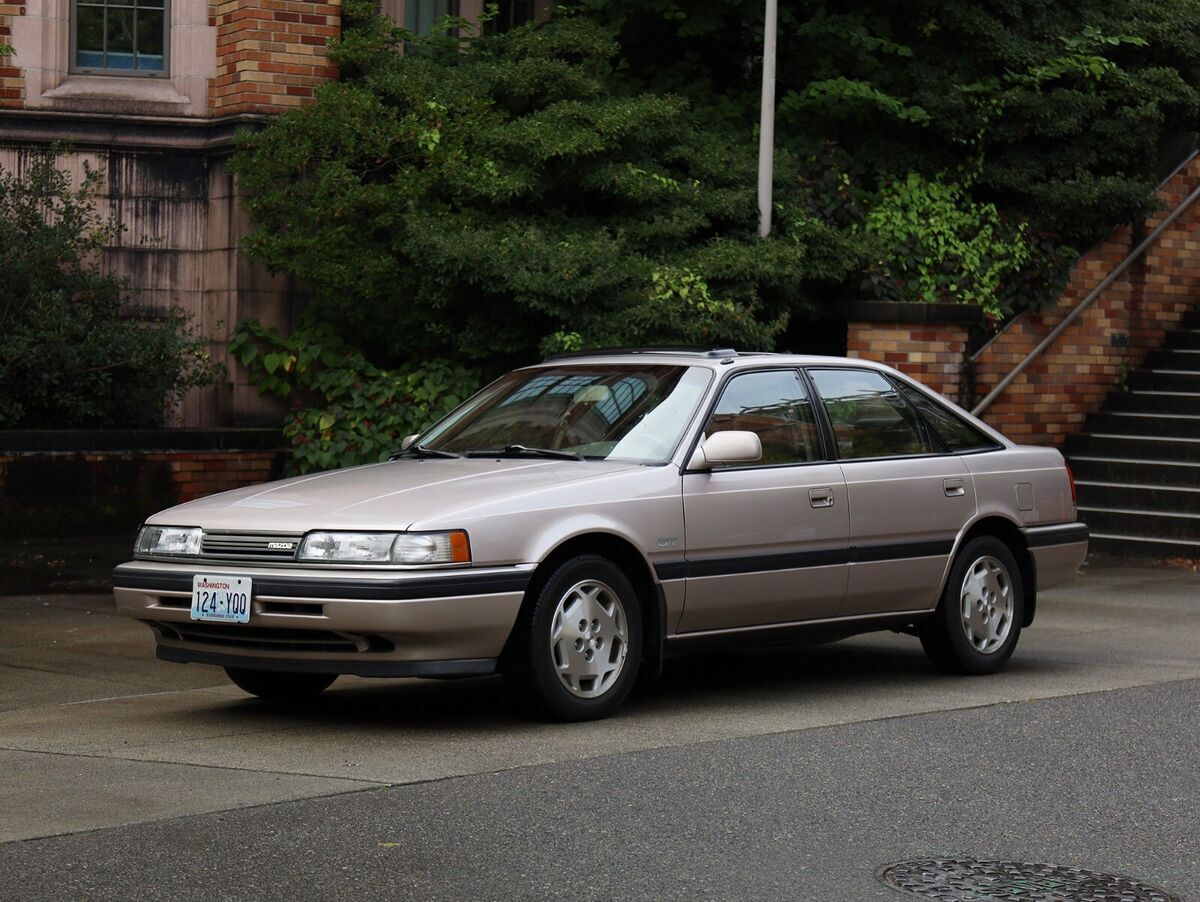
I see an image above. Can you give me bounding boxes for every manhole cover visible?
[878,858,1182,901]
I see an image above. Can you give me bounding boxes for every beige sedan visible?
[114,349,1088,720]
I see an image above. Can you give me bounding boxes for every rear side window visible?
[897,384,999,452]
[705,369,822,466]
[809,368,934,460]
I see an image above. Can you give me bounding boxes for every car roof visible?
[533,348,889,371]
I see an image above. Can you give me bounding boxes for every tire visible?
[919,536,1024,675]
[224,666,337,701]
[503,554,643,721]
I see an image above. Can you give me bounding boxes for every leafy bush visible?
[230,319,480,473]
[231,4,862,370]
[861,173,1030,319]
[0,153,219,428]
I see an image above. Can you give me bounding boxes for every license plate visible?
[191,575,252,623]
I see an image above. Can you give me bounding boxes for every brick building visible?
[0,0,549,427]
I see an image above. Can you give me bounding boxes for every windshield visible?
[416,364,713,463]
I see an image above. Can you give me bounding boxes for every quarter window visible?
[809,368,934,460]
[704,370,822,466]
[897,384,999,452]
[74,0,168,75]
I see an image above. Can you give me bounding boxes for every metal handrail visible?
[971,164,1200,417]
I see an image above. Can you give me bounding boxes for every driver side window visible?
[704,370,822,467]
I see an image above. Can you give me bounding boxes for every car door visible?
[677,369,849,633]
[807,367,977,617]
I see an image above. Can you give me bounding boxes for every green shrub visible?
[0,153,219,428]
[861,173,1031,320]
[231,4,862,370]
[230,319,480,473]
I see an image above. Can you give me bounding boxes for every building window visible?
[72,0,169,76]
[484,0,534,34]
[405,0,458,36]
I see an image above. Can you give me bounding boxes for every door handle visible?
[943,478,966,497]
[809,487,835,509]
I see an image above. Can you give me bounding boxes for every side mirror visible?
[687,430,762,470]
[400,434,419,451]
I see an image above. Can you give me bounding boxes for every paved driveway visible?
[1,565,1197,898]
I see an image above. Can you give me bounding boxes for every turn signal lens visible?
[392,530,471,565]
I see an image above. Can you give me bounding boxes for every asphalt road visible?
[1,565,1197,900]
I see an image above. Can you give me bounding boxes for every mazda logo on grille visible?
[267,542,296,550]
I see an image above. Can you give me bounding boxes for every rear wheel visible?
[504,555,642,721]
[224,667,337,701]
[919,536,1024,675]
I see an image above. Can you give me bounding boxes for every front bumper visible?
[112,561,533,677]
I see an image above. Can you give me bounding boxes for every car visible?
[113,348,1088,720]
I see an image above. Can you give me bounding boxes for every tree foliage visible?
[577,0,1200,256]
[232,3,862,371]
[0,153,219,428]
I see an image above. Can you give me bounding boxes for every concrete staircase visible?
[1064,307,1200,559]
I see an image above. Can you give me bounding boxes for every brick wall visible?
[848,323,973,404]
[210,0,340,114]
[0,2,23,108]
[970,154,1200,446]
[844,302,981,405]
[156,450,280,501]
[0,434,284,537]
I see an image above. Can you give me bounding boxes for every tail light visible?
[1065,461,1077,507]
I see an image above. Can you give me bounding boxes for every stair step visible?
[1065,433,1200,462]
[1067,456,1200,488]
[1075,481,1200,514]
[1078,506,1200,541]
[1143,348,1200,370]
[1105,390,1200,414]
[1087,532,1200,559]
[1088,411,1200,437]
[1165,329,1200,350]
[1182,309,1200,330]
[1127,369,1200,392]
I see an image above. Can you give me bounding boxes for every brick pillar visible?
[0,3,24,108]
[209,0,341,115]
[842,300,983,404]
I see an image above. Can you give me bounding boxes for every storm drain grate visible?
[877,858,1182,902]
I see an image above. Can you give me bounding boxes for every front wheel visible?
[224,666,337,701]
[504,555,643,721]
[919,536,1024,675]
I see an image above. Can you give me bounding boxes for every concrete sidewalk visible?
[1,565,1198,846]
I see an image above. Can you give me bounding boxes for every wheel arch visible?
[503,531,666,668]
[950,515,1038,627]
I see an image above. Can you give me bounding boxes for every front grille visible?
[161,622,393,654]
[200,532,302,562]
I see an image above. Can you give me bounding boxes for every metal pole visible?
[757,0,777,238]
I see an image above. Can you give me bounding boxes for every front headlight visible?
[297,530,472,565]
[136,526,202,556]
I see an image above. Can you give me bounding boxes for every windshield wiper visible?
[464,444,583,461]
[389,444,462,460]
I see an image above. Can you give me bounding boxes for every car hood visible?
[147,458,646,532]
